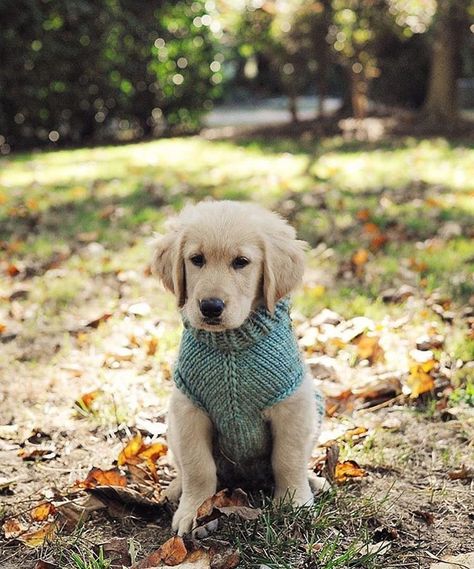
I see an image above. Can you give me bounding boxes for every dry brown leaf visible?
[334,460,366,483]
[75,467,127,489]
[133,536,188,568]
[86,312,113,329]
[363,222,380,235]
[18,447,57,461]
[3,517,27,539]
[356,208,370,221]
[448,465,473,481]
[146,336,159,356]
[196,488,261,525]
[414,510,435,525]
[6,263,21,277]
[31,502,57,522]
[19,522,58,548]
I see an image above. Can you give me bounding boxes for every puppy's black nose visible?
[199,298,225,318]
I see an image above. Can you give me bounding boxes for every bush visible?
[0,0,223,150]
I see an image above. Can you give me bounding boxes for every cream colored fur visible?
[152,200,321,535]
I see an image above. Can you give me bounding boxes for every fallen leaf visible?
[75,467,127,489]
[146,336,159,356]
[101,537,132,567]
[429,552,474,569]
[6,263,20,277]
[448,465,473,481]
[196,488,261,525]
[351,249,369,267]
[18,447,57,461]
[0,323,6,334]
[406,363,435,398]
[3,517,27,539]
[86,312,113,329]
[356,208,370,221]
[75,390,102,412]
[31,502,57,521]
[354,334,384,364]
[118,432,167,479]
[19,522,58,548]
[414,510,434,525]
[334,461,366,483]
[133,536,188,568]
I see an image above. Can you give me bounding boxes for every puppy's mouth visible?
[202,317,222,326]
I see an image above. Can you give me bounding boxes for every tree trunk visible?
[423,0,467,124]
[288,93,299,123]
[351,70,368,119]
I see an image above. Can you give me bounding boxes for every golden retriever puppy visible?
[152,200,324,535]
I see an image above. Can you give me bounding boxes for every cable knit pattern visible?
[174,298,325,466]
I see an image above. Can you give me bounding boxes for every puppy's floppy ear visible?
[262,218,306,313]
[151,223,186,308]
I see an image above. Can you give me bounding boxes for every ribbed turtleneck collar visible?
[182,298,291,352]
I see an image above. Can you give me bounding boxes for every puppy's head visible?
[152,201,305,331]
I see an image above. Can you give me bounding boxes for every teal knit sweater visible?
[174,299,324,470]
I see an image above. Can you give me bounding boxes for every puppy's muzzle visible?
[199,298,225,322]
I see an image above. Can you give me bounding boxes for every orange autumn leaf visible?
[334,461,366,483]
[354,334,384,364]
[118,433,167,478]
[406,363,435,398]
[19,522,58,548]
[351,249,369,266]
[356,208,370,221]
[6,264,20,277]
[118,433,145,467]
[363,222,380,235]
[370,234,388,250]
[76,390,101,411]
[76,467,127,488]
[31,502,56,522]
[146,336,159,356]
[158,536,188,565]
[0,323,6,334]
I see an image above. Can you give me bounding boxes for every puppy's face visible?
[152,201,305,331]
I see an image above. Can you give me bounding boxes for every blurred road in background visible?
[204,95,341,128]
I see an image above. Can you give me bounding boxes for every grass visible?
[220,492,383,569]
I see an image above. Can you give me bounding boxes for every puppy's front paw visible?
[274,482,314,506]
[172,495,206,535]
[172,504,196,536]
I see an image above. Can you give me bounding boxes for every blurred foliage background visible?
[1,0,473,151]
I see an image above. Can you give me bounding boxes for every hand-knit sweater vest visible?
[173,298,323,474]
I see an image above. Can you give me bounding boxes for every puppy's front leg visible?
[168,388,217,535]
[266,375,318,506]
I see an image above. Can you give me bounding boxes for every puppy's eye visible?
[190,254,205,267]
[232,256,250,270]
